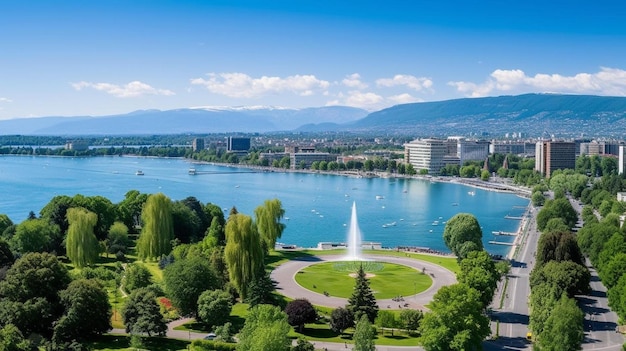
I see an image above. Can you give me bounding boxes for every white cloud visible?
[342,73,368,89]
[449,67,626,97]
[387,93,423,104]
[71,81,175,98]
[191,72,330,98]
[376,74,433,91]
[0,97,12,103]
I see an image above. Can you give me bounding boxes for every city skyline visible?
[1,0,626,120]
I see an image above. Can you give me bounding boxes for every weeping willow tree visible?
[66,207,100,268]
[137,193,173,261]
[254,198,286,252]
[224,213,264,299]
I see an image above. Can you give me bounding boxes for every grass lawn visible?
[88,334,189,351]
[289,322,419,347]
[268,249,459,274]
[294,261,431,299]
[174,303,250,333]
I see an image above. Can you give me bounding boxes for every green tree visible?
[163,256,218,316]
[347,264,379,323]
[245,269,276,307]
[106,221,130,256]
[197,289,232,329]
[329,307,354,335]
[608,274,626,321]
[536,230,585,267]
[443,213,484,259]
[121,288,167,336]
[254,199,286,252]
[224,213,264,299]
[353,314,376,351]
[65,207,100,268]
[284,299,317,333]
[599,253,626,289]
[72,195,117,241]
[530,260,590,297]
[0,239,14,268]
[237,304,291,351]
[10,218,59,254]
[0,252,71,336]
[532,191,545,207]
[137,193,174,260]
[399,309,423,333]
[123,263,153,293]
[53,278,112,342]
[535,295,584,351]
[419,284,490,351]
[529,283,559,335]
[0,324,32,351]
[375,310,399,335]
[458,250,499,308]
[0,215,13,237]
[116,190,148,231]
[171,201,201,244]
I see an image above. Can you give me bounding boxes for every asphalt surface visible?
[485,199,624,351]
[270,253,457,310]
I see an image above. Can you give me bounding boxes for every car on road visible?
[204,333,216,340]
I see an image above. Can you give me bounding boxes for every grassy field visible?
[294,261,431,299]
[289,322,419,347]
[267,249,459,273]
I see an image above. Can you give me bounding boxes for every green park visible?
[0,170,614,351]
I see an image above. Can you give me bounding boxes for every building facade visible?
[404,139,448,175]
[535,141,576,177]
[227,137,251,152]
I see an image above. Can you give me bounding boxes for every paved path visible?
[271,254,457,310]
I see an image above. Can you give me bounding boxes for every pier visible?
[504,215,524,220]
[489,240,515,246]
[492,231,518,236]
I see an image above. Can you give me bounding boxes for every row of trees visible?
[529,191,588,349]
[419,213,504,351]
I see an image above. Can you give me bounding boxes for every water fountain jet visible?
[345,201,363,260]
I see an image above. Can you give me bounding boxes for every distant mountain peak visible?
[189,105,295,112]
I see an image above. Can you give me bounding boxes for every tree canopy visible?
[254,198,285,252]
[65,207,100,268]
[137,193,174,260]
[224,213,264,299]
[237,304,291,351]
[419,283,490,351]
[121,288,167,336]
[443,213,483,259]
[284,299,317,333]
[163,255,218,316]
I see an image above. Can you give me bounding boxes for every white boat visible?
[468,191,475,196]
[188,168,196,175]
[432,220,439,226]
[135,170,144,176]
[376,195,384,200]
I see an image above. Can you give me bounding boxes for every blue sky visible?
[1,0,625,119]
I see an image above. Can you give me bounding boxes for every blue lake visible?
[0,155,528,256]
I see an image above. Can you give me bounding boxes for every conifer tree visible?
[347,264,379,323]
[66,207,100,268]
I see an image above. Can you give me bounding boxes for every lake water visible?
[0,155,528,256]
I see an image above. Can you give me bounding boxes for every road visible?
[271,254,457,310]
[486,199,623,350]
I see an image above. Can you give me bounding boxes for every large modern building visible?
[192,138,205,152]
[535,141,576,177]
[455,138,490,165]
[227,137,251,153]
[404,139,448,175]
[619,145,626,175]
[290,152,336,170]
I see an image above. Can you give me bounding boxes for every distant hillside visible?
[0,106,368,135]
[343,94,626,137]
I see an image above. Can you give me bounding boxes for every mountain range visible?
[1,94,626,137]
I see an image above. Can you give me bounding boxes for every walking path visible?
[271,254,457,311]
